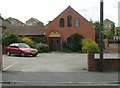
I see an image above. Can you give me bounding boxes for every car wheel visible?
[7,51,11,56]
[32,54,37,57]
[20,52,25,57]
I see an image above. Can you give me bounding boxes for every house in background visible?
[1,17,19,31]
[26,18,44,26]
[2,16,45,43]
[103,19,115,33]
[114,27,120,40]
[13,26,45,42]
[5,17,25,26]
[45,6,95,51]
[116,27,120,36]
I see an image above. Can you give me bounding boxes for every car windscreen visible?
[19,43,30,48]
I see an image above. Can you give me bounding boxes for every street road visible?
[2,52,119,86]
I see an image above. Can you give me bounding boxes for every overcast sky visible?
[0,0,119,26]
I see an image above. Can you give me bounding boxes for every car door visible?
[9,45,20,54]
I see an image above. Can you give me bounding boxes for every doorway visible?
[49,37,61,51]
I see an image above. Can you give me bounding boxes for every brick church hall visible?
[45,6,95,51]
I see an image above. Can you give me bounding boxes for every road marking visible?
[3,62,18,70]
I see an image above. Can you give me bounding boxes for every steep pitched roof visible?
[46,6,92,27]
[5,17,24,24]
[26,18,40,23]
[2,20,17,29]
[103,19,115,24]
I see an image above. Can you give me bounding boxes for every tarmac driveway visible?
[3,52,88,72]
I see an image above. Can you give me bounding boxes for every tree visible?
[89,18,93,24]
[103,24,115,39]
[111,24,115,34]
[2,29,22,48]
[92,21,100,43]
[93,21,100,30]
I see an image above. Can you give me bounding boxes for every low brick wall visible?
[106,47,120,53]
[103,39,120,53]
[88,51,120,71]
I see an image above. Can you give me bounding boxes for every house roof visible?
[46,6,93,27]
[0,15,4,20]
[1,19,45,36]
[26,18,40,23]
[5,17,25,24]
[13,26,45,36]
[2,20,17,29]
[103,19,115,24]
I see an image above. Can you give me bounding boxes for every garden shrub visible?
[2,29,22,48]
[21,37,35,48]
[35,43,49,53]
[68,33,83,52]
[82,39,99,53]
[62,33,84,52]
[32,36,47,44]
[62,41,71,53]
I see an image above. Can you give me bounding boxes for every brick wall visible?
[45,6,95,43]
[103,39,120,53]
[106,48,120,53]
[88,51,120,71]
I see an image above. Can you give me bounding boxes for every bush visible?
[62,33,83,52]
[35,43,49,53]
[68,33,83,52]
[82,39,99,53]
[2,29,22,48]
[62,41,71,53]
[21,38,35,48]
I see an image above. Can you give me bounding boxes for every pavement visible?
[1,52,120,86]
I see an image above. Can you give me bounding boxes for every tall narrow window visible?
[67,15,72,27]
[75,18,80,27]
[60,18,64,27]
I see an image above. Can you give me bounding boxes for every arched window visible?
[67,15,72,27]
[75,18,80,27]
[60,18,64,27]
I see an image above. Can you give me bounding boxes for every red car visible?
[5,43,38,57]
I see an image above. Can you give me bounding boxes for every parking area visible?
[3,52,88,72]
[3,52,119,72]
